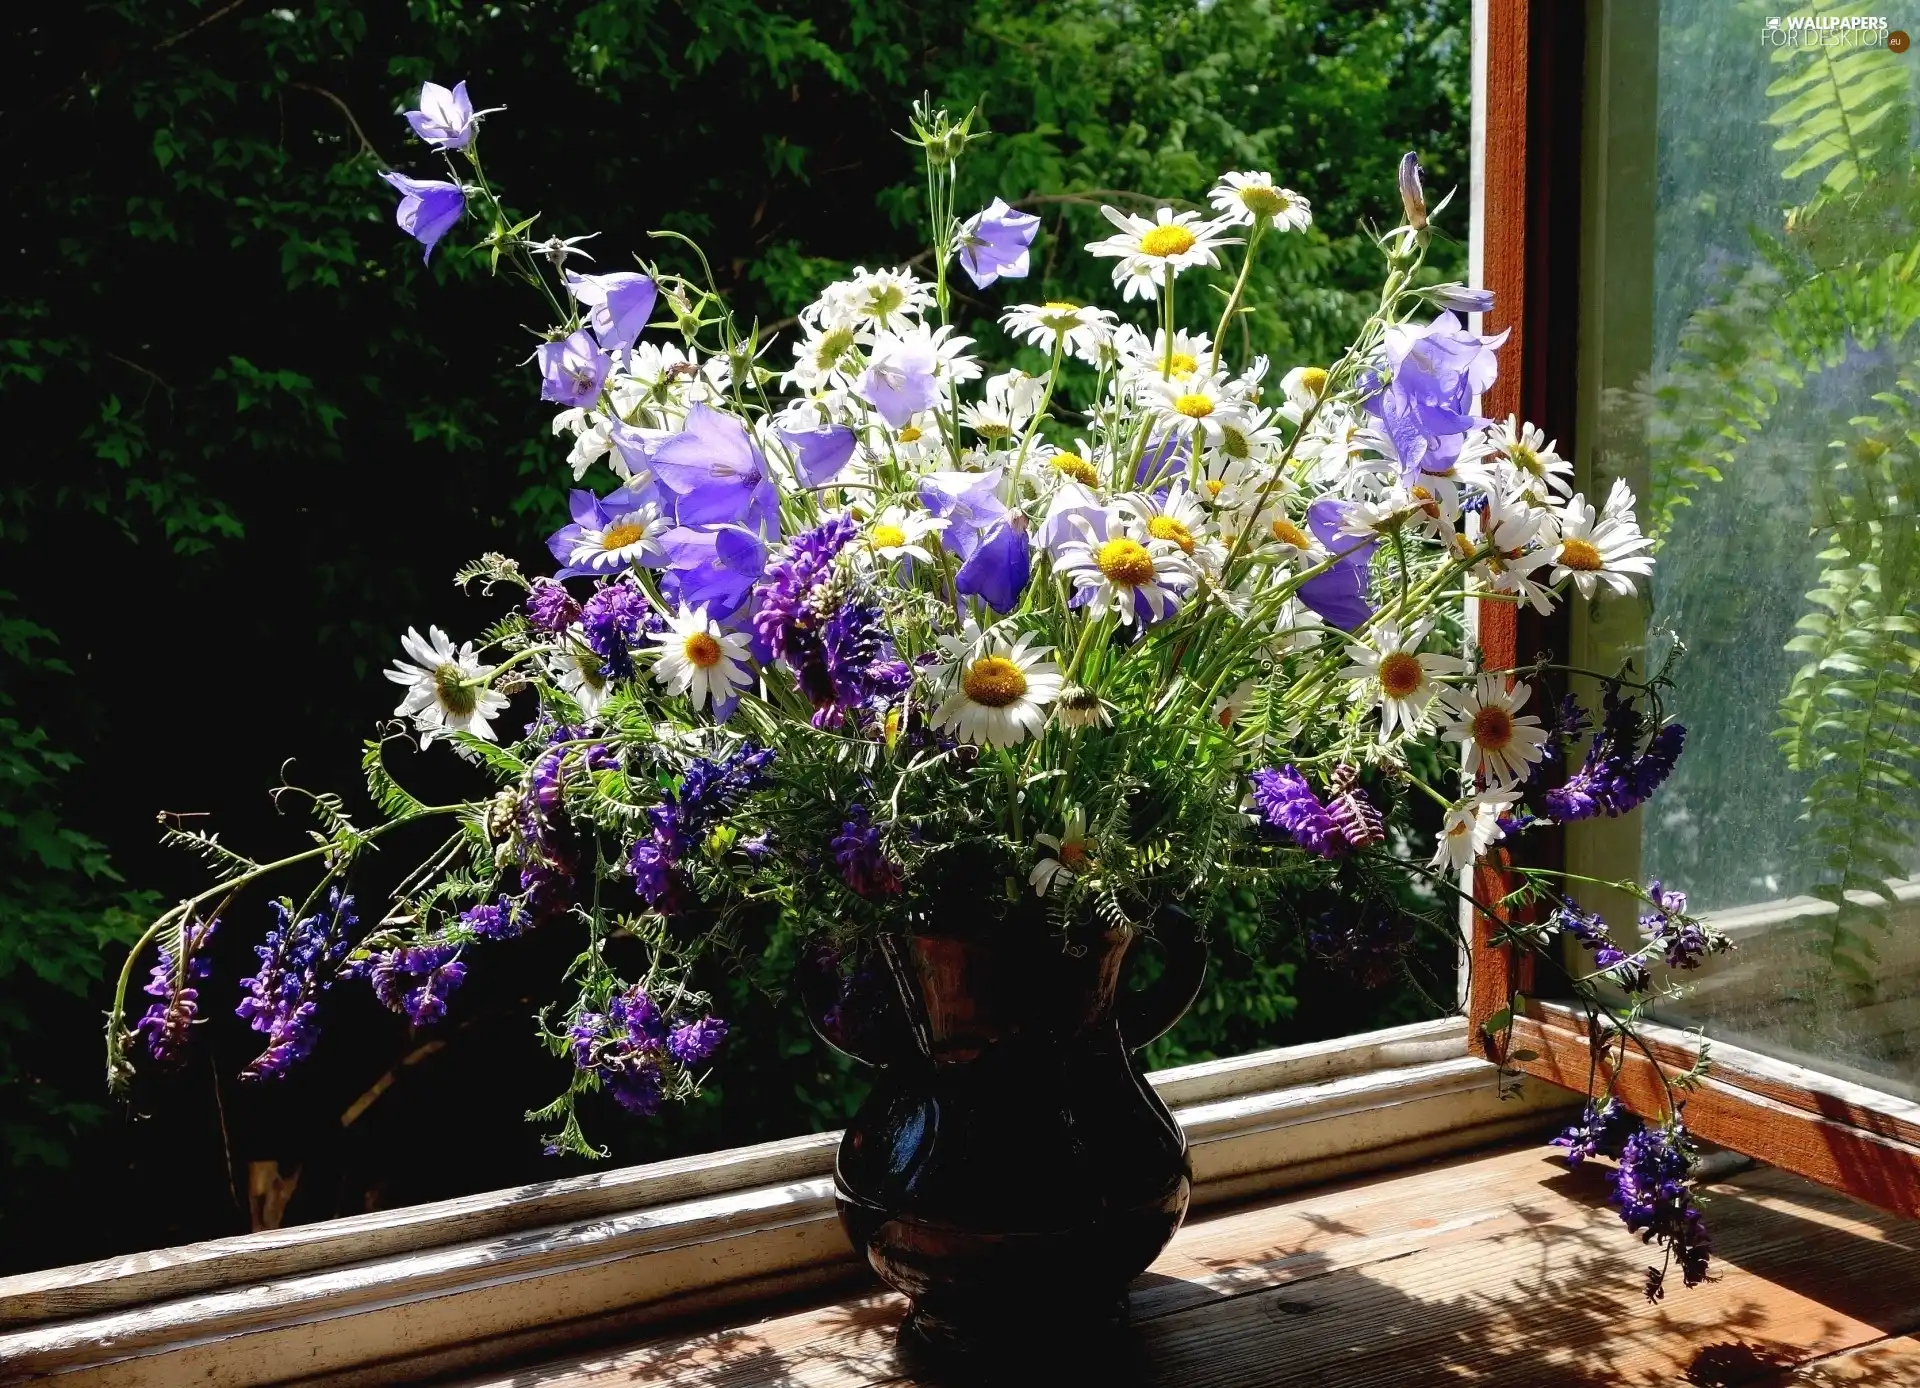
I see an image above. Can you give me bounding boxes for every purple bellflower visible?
[537,330,611,408]
[379,172,465,262]
[918,469,1008,560]
[1296,498,1378,631]
[777,424,859,487]
[565,270,658,352]
[656,524,769,621]
[956,198,1041,290]
[404,81,479,150]
[858,335,941,428]
[956,519,1032,613]
[1370,312,1508,477]
[651,404,779,532]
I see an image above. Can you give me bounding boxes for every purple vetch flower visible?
[525,580,582,633]
[1552,1098,1641,1166]
[956,198,1042,289]
[1556,904,1611,952]
[1296,499,1378,631]
[578,581,656,679]
[918,469,1009,560]
[752,514,857,662]
[564,270,658,352]
[831,803,902,898]
[651,404,779,531]
[667,1016,729,1068]
[365,940,467,1027]
[813,598,910,727]
[1324,765,1384,849]
[379,172,466,262]
[404,80,479,150]
[546,485,667,579]
[1641,880,1723,972]
[537,330,612,409]
[459,901,515,940]
[1249,766,1346,858]
[626,743,775,911]
[133,914,219,1065]
[1543,686,1686,822]
[1611,1122,1712,1300]
[955,519,1031,613]
[777,424,859,487]
[236,889,356,1080]
[569,985,669,1115]
[857,334,941,428]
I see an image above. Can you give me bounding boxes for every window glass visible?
[1576,0,1920,1098]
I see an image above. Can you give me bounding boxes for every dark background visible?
[0,0,1468,1271]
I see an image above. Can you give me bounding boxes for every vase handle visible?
[1117,908,1208,1051]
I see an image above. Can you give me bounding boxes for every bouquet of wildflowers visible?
[110,87,1730,1297]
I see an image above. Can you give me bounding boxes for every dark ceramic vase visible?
[799,914,1207,1354]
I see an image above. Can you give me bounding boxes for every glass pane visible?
[1576,0,1920,1099]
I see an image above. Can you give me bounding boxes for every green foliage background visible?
[1,0,1466,1265]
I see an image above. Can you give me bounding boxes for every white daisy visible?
[1437,676,1551,787]
[1112,325,1215,385]
[1030,808,1095,897]
[550,639,612,717]
[1052,683,1111,730]
[933,629,1064,749]
[1482,415,1574,498]
[1000,301,1118,366]
[1208,405,1285,464]
[843,266,935,330]
[1120,483,1226,572]
[1053,508,1199,627]
[650,604,753,714]
[1429,790,1520,873]
[862,505,947,565]
[559,497,667,576]
[1551,479,1656,599]
[1144,371,1246,448]
[960,370,1046,442]
[1208,172,1313,232]
[1084,206,1239,301]
[1037,441,1105,491]
[385,626,511,745]
[1280,365,1332,412]
[1339,619,1467,740]
[781,321,867,393]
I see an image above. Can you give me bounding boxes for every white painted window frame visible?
[0,1018,1573,1388]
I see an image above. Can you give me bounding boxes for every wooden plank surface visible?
[472,1142,1920,1388]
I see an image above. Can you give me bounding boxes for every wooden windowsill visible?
[0,1019,1574,1386]
[474,1142,1920,1388]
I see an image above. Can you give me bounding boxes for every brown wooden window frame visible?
[1464,0,1920,1221]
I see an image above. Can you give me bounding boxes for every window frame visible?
[1462,0,1920,1220]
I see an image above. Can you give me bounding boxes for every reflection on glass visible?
[1590,0,1920,1098]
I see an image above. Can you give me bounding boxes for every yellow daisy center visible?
[1559,537,1604,571]
[1094,536,1157,587]
[1051,452,1099,486]
[433,664,477,717]
[682,632,724,669]
[1510,442,1541,475]
[815,325,857,367]
[1471,705,1515,752]
[1058,840,1090,868]
[1140,224,1198,258]
[1147,515,1197,554]
[1168,351,1199,379]
[601,522,648,551]
[1270,518,1309,549]
[962,655,1029,708]
[1045,300,1079,311]
[1377,651,1425,699]
[1410,485,1440,518]
[1298,367,1329,398]
[1239,185,1290,218]
[1205,479,1226,498]
[1173,392,1215,419]
[870,523,907,551]
[897,425,923,443]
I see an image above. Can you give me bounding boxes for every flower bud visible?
[1397,152,1428,231]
